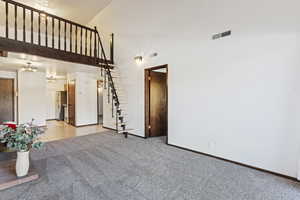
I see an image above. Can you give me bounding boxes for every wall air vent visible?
[212,30,231,40]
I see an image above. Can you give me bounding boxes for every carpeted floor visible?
[1,131,300,200]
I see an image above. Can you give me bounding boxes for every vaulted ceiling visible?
[13,0,112,25]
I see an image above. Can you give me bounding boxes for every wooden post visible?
[23,8,26,42]
[58,20,60,49]
[94,27,98,60]
[75,26,78,54]
[70,24,72,52]
[38,12,40,45]
[45,14,48,47]
[80,27,83,54]
[31,10,33,44]
[5,1,8,38]
[90,31,92,56]
[14,5,17,40]
[64,21,66,51]
[85,28,87,55]
[110,33,114,64]
[52,17,54,48]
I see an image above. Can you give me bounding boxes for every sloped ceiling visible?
[13,0,112,25]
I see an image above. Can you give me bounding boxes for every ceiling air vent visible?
[212,30,231,40]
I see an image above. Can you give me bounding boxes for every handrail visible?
[2,0,94,31]
[95,29,123,133]
[1,0,115,65]
[1,0,103,61]
[95,29,120,106]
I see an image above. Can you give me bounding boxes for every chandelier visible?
[21,62,38,72]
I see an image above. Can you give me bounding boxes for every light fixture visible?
[46,74,66,82]
[98,80,104,88]
[46,75,56,82]
[21,62,38,72]
[134,56,143,65]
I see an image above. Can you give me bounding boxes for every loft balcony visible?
[0,0,114,67]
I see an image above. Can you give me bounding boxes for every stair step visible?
[118,129,135,133]
[117,102,128,105]
[111,73,120,75]
[117,121,125,125]
[117,107,127,110]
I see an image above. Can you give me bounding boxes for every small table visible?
[0,159,39,191]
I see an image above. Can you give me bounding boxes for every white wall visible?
[46,80,66,120]
[68,72,98,126]
[102,80,116,129]
[18,71,47,126]
[89,0,300,178]
[98,87,103,116]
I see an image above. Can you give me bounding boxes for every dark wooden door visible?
[149,71,167,137]
[0,79,14,124]
[68,82,76,126]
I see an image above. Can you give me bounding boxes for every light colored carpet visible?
[1,131,300,200]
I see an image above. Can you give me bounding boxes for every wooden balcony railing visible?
[0,0,114,66]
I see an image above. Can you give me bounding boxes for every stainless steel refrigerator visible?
[55,91,67,121]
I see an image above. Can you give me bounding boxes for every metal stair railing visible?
[95,29,128,138]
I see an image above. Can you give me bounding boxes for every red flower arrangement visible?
[3,123,17,130]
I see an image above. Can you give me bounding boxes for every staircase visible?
[96,32,130,138]
[0,0,129,138]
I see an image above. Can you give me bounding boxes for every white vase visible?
[16,151,30,177]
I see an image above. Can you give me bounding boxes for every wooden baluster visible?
[58,20,60,50]
[80,27,83,55]
[38,12,40,45]
[5,1,8,38]
[31,10,33,44]
[14,5,17,40]
[94,28,97,59]
[90,31,92,56]
[64,22,66,51]
[110,33,114,64]
[98,38,101,59]
[23,8,26,42]
[45,14,48,47]
[85,28,87,55]
[75,26,78,54]
[52,17,54,48]
[70,25,72,52]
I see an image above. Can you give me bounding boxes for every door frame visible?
[144,64,168,143]
[0,78,15,123]
[67,80,76,126]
